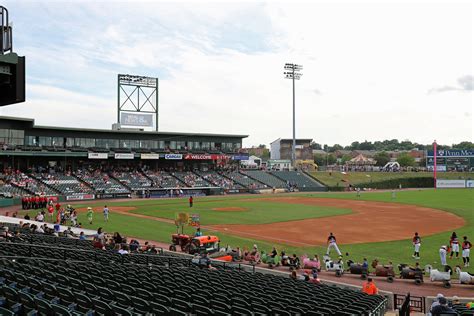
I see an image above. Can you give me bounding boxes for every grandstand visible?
[75,170,130,195]
[0,221,387,316]
[32,173,94,197]
[172,171,213,188]
[270,171,326,191]
[241,170,287,188]
[144,170,185,189]
[221,171,267,189]
[195,170,243,190]
[112,171,153,192]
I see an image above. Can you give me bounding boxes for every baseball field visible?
[62,188,474,273]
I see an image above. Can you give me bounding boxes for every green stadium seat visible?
[92,297,113,315]
[0,307,15,315]
[111,303,134,316]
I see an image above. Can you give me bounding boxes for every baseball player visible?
[326,232,342,257]
[439,245,448,266]
[462,236,472,267]
[412,232,421,259]
[449,232,460,259]
[103,205,109,222]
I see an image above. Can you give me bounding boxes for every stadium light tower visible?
[284,63,303,168]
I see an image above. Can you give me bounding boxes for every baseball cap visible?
[437,293,444,299]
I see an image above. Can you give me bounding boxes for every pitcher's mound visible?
[212,207,248,212]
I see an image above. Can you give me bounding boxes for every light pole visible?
[284,63,303,168]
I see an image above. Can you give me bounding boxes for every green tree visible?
[341,154,352,165]
[310,142,322,150]
[359,141,374,150]
[452,141,474,149]
[327,154,337,165]
[373,151,390,167]
[313,154,326,166]
[329,144,343,152]
[397,153,415,167]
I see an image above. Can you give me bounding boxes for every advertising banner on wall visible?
[164,154,183,160]
[466,180,474,188]
[120,112,154,127]
[184,154,228,160]
[88,153,108,159]
[114,153,134,159]
[436,179,466,188]
[66,194,95,201]
[231,154,249,160]
[141,153,159,160]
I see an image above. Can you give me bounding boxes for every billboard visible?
[467,180,474,188]
[88,153,108,159]
[164,154,183,160]
[427,149,474,157]
[141,153,159,160]
[436,180,466,188]
[120,112,154,127]
[184,154,227,160]
[115,153,134,159]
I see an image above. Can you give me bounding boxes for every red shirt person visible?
[55,202,61,212]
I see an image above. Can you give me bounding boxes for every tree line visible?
[311,140,473,152]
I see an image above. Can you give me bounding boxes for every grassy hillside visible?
[309,171,473,187]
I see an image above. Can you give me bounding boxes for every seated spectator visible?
[431,297,456,315]
[290,269,297,280]
[361,278,378,295]
[289,254,301,269]
[24,213,30,220]
[430,294,445,311]
[129,239,140,252]
[113,232,123,245]
[79,231,86,240]
[36,212,44,222]
[118,244,129,255]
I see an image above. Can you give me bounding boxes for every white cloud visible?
[1,0,472,146]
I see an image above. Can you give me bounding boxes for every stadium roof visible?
[0,116,248,138]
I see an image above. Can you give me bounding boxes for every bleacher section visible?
[0,226,387,316]
[75,171,129,195]
[195,171,243,190]
[172,172,212,188]
[270,171,326,191]
[0,175,27,198]
[145,171,184,188]
[32,173,94,197]
[1,173,57,196]
[221,171,267,189]
[242,170,287,188]
[112,171,153,191]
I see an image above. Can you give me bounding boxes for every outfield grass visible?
[309,171,473,187]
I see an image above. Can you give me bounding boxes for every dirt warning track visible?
[209,197,465,246]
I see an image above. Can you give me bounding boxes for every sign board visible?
[232,154,249,160]
[88,152,108,159]
[115,153,134,160]
[466,180,474,188]
[66,194,95,201]
[189,213,200,227]
[141,153,159,160]
[427,149,474,157]
[120,112,154,127]
[184,154,227,160]
[436,179,466,188]
[165,154,183,160]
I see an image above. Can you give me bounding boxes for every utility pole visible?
[284,63,303,168]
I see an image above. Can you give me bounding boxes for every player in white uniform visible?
[326,232,342,257]
[412,232,421,259]
[462,236,472,267]
[439,246,448,266]
[103,205,109,222]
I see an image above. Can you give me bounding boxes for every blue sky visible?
[0,0,472,146]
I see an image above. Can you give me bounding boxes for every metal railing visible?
[1,6,13,54]
[395,292,425,313]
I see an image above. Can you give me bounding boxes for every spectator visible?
[361,278,378,295]
[79,231,86,240]
[290,269,297,280]
[118,244,129,255]
[113,232,123,245]
[431,297,455,315]
[24,213,30,220]
[430,294,445,311]
[289,254,301,269]
[450,296,461,307]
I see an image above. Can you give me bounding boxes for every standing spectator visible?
[361,278,378,295]
[55,201,61,213]
[103,205,109,222]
